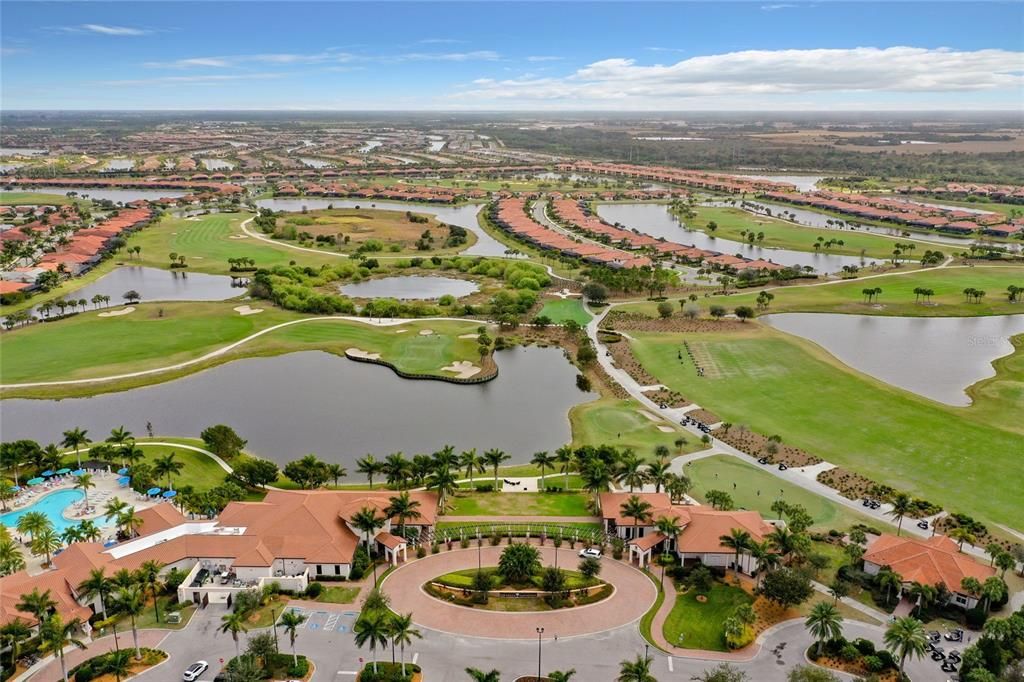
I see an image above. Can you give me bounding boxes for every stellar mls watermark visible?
[968,335,1023,348]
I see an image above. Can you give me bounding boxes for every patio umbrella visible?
[146,487,162,496]
[162,490,177,499]
[117,476,131,486]
[56,468,71,475]
[9,486,21,493]
[41,470,54,477]
[27,477,44,486]
[72,469,86,477]
[117,467,129,475]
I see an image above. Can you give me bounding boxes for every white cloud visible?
[143,49,497,69]
[95,73,284,87]
[526,56,562,62]
[55,23,152,36]
[453,47,1024,107]
[391,50,500,63]
[761,4,798,10]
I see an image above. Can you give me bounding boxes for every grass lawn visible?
[663,583,753,651]
[538,298,591,325]
[434,566,597,590]
[685,455,881,532]
[312,585,360,604]
[131,595,197,630]
[685,206,905,260]
[133,443,230,492]
[570,397,705,458]
[446,492,593,517]
[436,521,601,533]
[628,326,1024,530]
[0,191,85,206]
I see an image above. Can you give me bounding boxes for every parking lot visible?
[281,606,359,636]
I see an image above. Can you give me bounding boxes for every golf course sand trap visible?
[657,425,675,433]
[185,217,201,222]
[395,329,409,334]
[458,333,479,339]
[419,329,434,336]
[441,361,481,379]
[228,234,249,239]
[233,305,263,316]
[346,348,381,360]
[98,306,135,318]
[638,410,661,422]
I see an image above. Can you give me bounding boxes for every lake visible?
[102,159,135,172]
[736,174,825,192]
[202,159,235,171]
[595,202,867,273]
[340,275,479,300]
[255,197,508,257]
[6,185,188,203]
[0,346,593,464]
[47,266,240,308]
[761,313,1024,406]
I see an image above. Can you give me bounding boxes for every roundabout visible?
[381,540,658,640]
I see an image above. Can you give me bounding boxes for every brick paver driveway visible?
[381,541,657,640]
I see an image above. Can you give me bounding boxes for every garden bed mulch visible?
[809,654,899,682]
[687,409,722,426]
[713,428,823,467]
[604,311,749,334]
[642,388,691,408]
[817,466,881,501]
[606,338,661,385]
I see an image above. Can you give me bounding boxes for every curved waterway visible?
[595,203,867,273]
[1,346,594,464]
[255,197,507,257]
[761,313,1024,406]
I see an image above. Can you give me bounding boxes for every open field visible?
[446,491,592,516]
[0,302,487,397]
[685,206,907,259]
[570,397,704,458]
[629,325,1024,530]
[538,298,591,324]
[685,455,880,532]
[0,191,86,206]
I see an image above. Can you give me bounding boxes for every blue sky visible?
[2,1,1022,110]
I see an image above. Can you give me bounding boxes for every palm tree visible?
[581,459,613,511]
[117,508,143,539]
[32,527,62,566]
[354,611,390,673]
[617,653,656,682]
[111,586,145,659]
[75,473,95,509]
[884,616,928,678]
[979,576,1007,613]
[620,495,654,541]
[384,452,412,489]
[616,453,648,493]
[78,568,114,620]
[0,620,32,672]
[61,427,89,470]
[549,670,576,682]
[877,568,903,605]
[16,510,51,543]
[16,588,56,622]
[280,610,307,666]
[646,458,671,494]
[152,452,184,491]
[426,465,458,512]
[106,426,134,466]
[719,529,753,581]
[138,560,164,623]
[555,445,575,490]
[104,498,129,530]
[887,492,912,536]
[219,610,248,657]
[950,526,976,551]
[460,449,484,488]
[530,451,556,489]
[465,668,501,682]
[805,601,844,657]
[483,449,510,489]
[385,492,422,538]
[78,519,101,543]
[0,536,26,575]
[389,612,422,677]
[61,525,84,546]
[356,455,383,489]
[325,463,347,487]
[112,568,137,590]
[749,541,779,587]
[40,615,87,682]
[351,507,386,582]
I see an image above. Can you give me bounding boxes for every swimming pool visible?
[1,489,85,535]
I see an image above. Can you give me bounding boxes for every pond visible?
[6,186,188,203]
[340,275,479,300]
[735,174,825,192]
[1,346,593,465]
[202,159,235,171]
[42,266,240,310]
[0,148,47,156]
[595,203,868,273]
[102,159,135,172]
[255,197,508,257]
[761,313,1024,406]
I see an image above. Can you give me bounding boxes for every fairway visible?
[447,491,592,516]
[684,455,878,531]
[538,297,592,324]
[0,191,85,206]
[629,326,1024,530]
[570,397,703,458]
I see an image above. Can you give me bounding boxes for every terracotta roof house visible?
[862,534,995,610]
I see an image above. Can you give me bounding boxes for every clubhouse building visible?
[0,489,438,629]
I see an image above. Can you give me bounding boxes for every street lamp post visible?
[536,627,545,680]
[271,605,279,651]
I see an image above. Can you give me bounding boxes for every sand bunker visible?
[657,426,675,433]
[395,329,409,334]
[441,361,481,379]
[458,333,479,339]
[638,410,661,422]
[418,329,434,336]
[98,306,135,318]
[233,305,263,316]
[228,234,249,239]
[346,348,381,360]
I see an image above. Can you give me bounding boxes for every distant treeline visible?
[483,126,1024,184]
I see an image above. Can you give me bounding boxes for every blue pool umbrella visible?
[118,476,131,486]
[10,486,21,493]
[27,477,44,486]
[117,467,129,475]
[72,469,86,477]
[56,468,71,475]
[41,470,54,477]
[103,540,117,547]
[147,487,161,496]
[162,490,177,499]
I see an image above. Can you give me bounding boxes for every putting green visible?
[538,298,592,325]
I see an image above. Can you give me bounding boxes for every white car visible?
[183,661,209,682]
[578,547,602,559]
